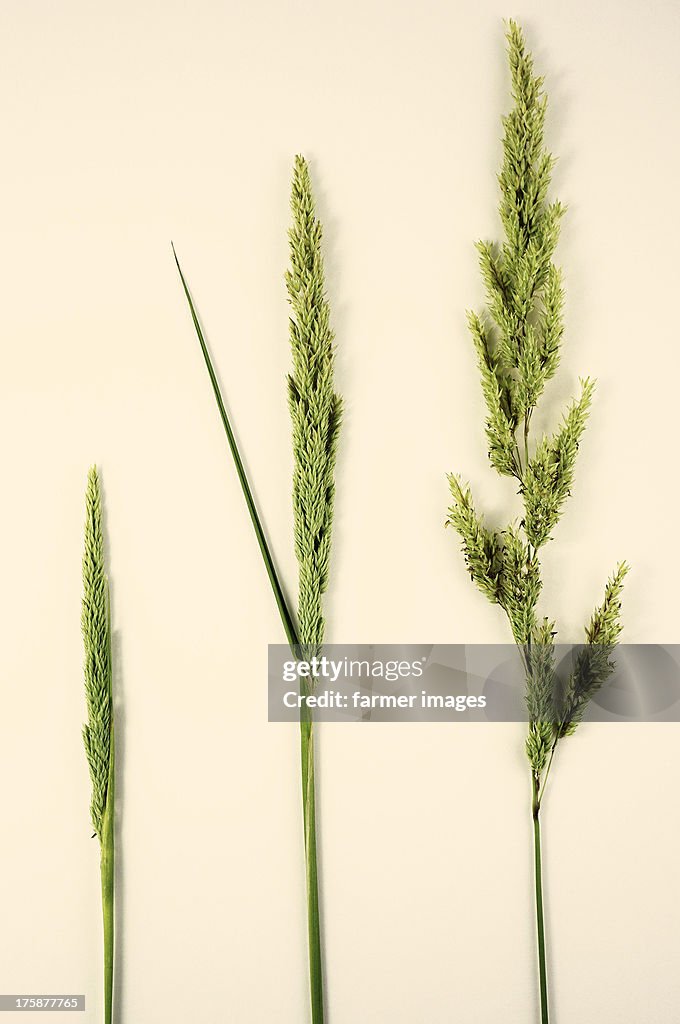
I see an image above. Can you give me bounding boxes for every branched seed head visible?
[469,20,567,458]
[447,22,629,756]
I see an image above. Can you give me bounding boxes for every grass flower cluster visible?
[287,154,342,1024]
[446,22,628,1024]
[81,466,116,1024]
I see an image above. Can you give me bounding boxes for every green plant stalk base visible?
[532,774,549,1024]
[301,714,323,1023]
[100,729,115,1024]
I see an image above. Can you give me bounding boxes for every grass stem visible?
[532,774,549,1024]
[101,729,115,1024]
[301,712,324,1023]
[537,740,558,807]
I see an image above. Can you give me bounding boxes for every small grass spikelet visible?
[559,561,630,734]
[522,378,595,548]
[446,475,504,604]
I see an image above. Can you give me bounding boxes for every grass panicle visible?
[287,155,341,1024]
[287,154,342,653]
[82,468,112,839]
[446,22,628,1024]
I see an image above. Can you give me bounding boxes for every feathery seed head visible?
[287,156,342,651]
[82,466,113,841]
[447,24,629,748]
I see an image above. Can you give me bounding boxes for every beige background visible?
[0,0,678,1021]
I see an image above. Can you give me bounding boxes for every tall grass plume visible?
[81,466,116,1024]
[446,23,628,1024]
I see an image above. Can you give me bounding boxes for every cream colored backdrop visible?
[0,0,678,1021]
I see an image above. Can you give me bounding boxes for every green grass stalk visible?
[446,23,628,1023]
[81,467,115,1024]
[173,155,340,1024]
[286,154,342,1024]
[300,710,323,1022]
[532,774,548,1024]
[101,732,115,1024]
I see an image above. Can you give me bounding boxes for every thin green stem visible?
[537,739,558,808]
[300,710,324,1024]
[100,724,115,1024]
[532,773,549,1024]
[524,411,531,471]
[172,244,299,651]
